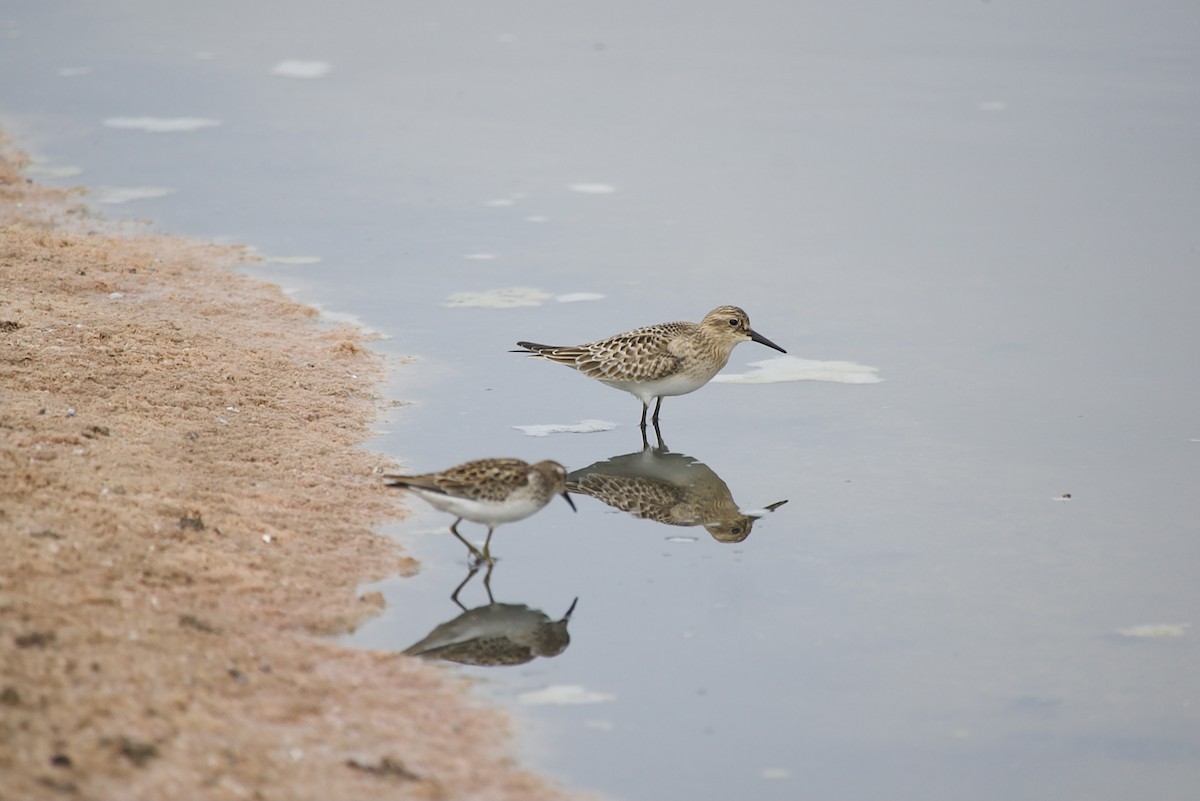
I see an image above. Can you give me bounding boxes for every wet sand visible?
[0,133,569,800]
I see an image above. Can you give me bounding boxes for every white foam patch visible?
[103,116,222,133]
[24,163,83,178]
[555,292,605,303]
[568,183,617,194]
[463,253,497,260]
[92,186,176,204]
[270,60,332,78]
[1117,623,1189,638]
[713,355,883,385]
[484,197,516,207]
[262,255,322,265]
[518,684,616,706]
[513,419,619,437]
[445,287,552,308]
[762,768,792,781]
[977,100,1008,112]
[58,67,93,77]
[525,215,550,223]
[409,526,455,538]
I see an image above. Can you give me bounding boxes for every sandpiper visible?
[404,563,579,666]
[403,597,578,665]
[567,444,788,543]
[383,458,576,564]
[514,305,786,427]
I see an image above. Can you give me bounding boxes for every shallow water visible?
[5,2,1200,798]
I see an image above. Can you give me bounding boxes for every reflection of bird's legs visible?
[449,519,486,563]
[641,418,668,452]
[480,526,497,566]
[482,560,497,605]
[650,397,664,426]
[639,414,668,452]
[449,562,482,611]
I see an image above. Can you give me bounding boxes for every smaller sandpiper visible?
[384,458,576,564]
[514,305,786,428]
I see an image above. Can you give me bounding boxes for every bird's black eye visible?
[728,318,739,327]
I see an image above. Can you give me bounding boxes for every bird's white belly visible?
[602,370,712,405]
[411,488,541,525]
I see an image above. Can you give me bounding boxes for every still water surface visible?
[4,2,1199,798]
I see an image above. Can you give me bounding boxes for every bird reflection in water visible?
[402,562,578,667]
[567,430,787,543]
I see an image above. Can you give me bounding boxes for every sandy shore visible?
[0,133,569,800]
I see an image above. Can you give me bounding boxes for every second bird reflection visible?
[403,562,578,667]
[567,436,788,543]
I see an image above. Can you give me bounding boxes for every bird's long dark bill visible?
[749,329,787,353]
[561,491,578,512]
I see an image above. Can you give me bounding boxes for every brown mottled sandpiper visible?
[567,444,788,543]
[383,458,576,564]
[514,305,786,428]
[403,597,578,665]
[404,564,578,666]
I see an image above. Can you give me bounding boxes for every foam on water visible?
[518,684,617,706]
[270,60,332,79]
[102,116,222,133]
[444,287,552,308]
[555,292,605,303]
[567,183,617,194]
[24,163,82,178]
[713,355,883,385]
[92,186,176,204]
[261,255,322,265]
[512,419,620,437]
[1117,623,1190,638]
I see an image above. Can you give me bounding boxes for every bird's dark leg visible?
[639,402,649,429]
[449,519,485,563]
[651,397,664,426]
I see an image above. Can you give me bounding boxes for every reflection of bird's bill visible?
[749,329,787,353]
[738,499,789,517]
[561,597,579,622]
